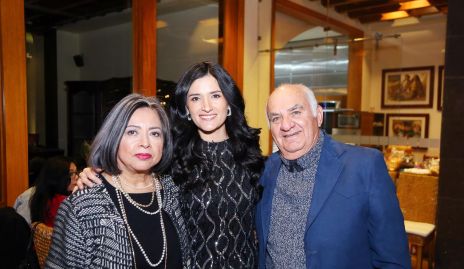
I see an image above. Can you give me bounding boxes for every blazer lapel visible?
[260,155,281,244]
[306,137,344,230]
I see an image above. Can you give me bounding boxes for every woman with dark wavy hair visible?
[29,156,78,227]
[170,61,264,268]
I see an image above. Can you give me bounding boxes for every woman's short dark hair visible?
[88,93,172,175]
[30,156,75,223]
[169,61,264,189]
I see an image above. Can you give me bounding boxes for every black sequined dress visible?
[181,140,258,269]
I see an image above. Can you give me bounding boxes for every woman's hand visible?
[73,167,102,192]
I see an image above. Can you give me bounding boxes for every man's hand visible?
[73,167,103,192]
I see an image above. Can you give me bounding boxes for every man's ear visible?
[316,105,324,127]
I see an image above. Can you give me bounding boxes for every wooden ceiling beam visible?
[358,13,382,23]
[321,0,353,7]
[57,0,100,12]
[357,6,442,23]
[428,0,447,5]
[277,0,364,37]
[24,3,85,19]
[348,3,400,18]
[409,6,441,16]
[336,0,448,23]
[335,0,391,13]
[428,0,448,13]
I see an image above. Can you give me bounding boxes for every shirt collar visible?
[280,130,324,173]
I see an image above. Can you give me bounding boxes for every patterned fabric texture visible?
[32,222,53,269]
[182,140,258,269]
[266,132,324,268]
[45,175,191,269]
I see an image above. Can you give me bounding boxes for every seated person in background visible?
[29,156,79,227]
[14,157,46,224]
[0,206,31,268]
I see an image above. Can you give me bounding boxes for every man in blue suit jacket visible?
[256,84,411,268]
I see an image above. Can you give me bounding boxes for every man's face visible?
[267,87,323,160]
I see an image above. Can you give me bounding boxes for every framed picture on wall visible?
[381,66,434,108]
[437,65,444,111]
[386,113,429,138]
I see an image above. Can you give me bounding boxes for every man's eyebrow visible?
[268,112,281,117]
[288,104,304,112]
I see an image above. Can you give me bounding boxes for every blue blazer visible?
[256,135,411,269]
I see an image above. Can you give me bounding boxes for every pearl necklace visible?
[112,175,160,214]
[115,175,167,267]
[121,178,154,190]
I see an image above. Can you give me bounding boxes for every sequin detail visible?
[182,140,258,269]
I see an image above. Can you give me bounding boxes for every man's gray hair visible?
[274,83,318,117]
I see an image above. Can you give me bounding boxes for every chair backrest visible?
[32,222,53,268]
[396,172,439,224]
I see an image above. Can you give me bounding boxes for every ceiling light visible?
[26,32,34,44]
[399,0,431,11]
[198,18,219,26]
[391,16,420,27]
[157,20,168,29]
[202,37,223,44]
[381,11,409,21]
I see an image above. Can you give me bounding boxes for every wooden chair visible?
[32,222,53,268]
[396,172,439,269]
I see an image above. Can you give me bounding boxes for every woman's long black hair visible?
[169,61,264,190]
[30,156,74,223]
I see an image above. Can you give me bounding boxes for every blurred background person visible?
[29,156,78,227]
[14,156,46,225]
[0,206,33,268]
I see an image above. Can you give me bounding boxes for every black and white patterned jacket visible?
[45,175,191,269]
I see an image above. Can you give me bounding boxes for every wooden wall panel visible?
[347,41,363,110]
[0,0,29,206]
[0,21,4,207]
[269,0,277,154]
[132,0,157,96]
[221,0,244,90]
[275,0,363,38]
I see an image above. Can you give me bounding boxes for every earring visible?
[227,106,231,117]
[187,113,191,121]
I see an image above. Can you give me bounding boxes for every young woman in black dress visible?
[169,62,264,268]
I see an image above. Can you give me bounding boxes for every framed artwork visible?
[381,66,434,108]
[437,65,444,111]
[386,113,429,138]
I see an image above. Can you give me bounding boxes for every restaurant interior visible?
[1,0,463,268]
